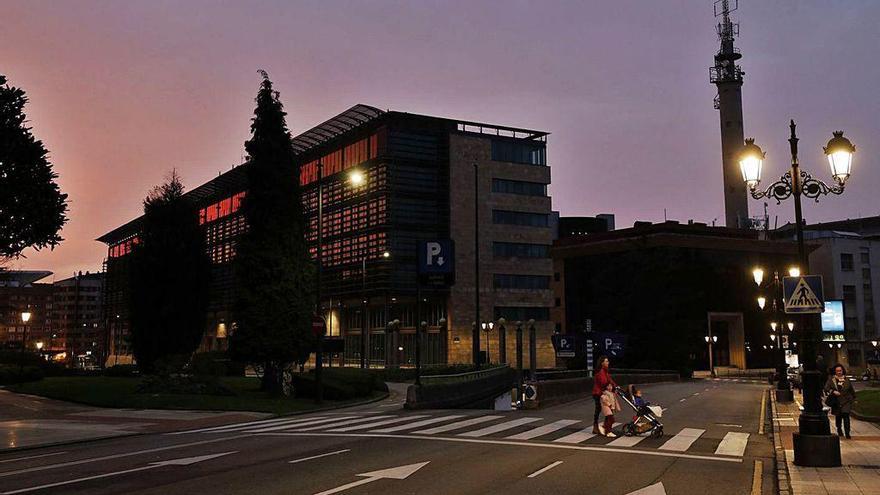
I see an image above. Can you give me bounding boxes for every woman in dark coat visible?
[824,364,856,439]
[592,356,617,435]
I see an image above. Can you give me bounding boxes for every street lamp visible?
[739,120,856,467]
[757,296,766,310]
[770,321,778,332]
[348,169,365,186]
[705,334,718,378]
[752,268,765,287]
[788,267,801,278]
[753,266,792,400]
[787,322,795,332]
[481,321,495,365]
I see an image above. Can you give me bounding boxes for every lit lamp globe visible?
[757,296,766,310]
[823,131,855,184]
[752,268,764,287]
[789,267,801,278]
[349,170,365,186]
[739,138,766,190]
[770,322,778,332]
[35,341,44,351]
[787,322,795,331]
[21,311,31,323]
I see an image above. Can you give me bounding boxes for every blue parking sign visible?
[418,240,454,275]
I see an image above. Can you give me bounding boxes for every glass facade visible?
[491,178,547,196]
[493,242,550,259]
[491,139,546,165]
[492,210,550,227]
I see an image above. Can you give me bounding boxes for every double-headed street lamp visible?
[704,334,718,378]
[739,120,856,467]
[752,266,799,401]
[481,321,495,365]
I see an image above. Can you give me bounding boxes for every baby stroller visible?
[615,387,664,438]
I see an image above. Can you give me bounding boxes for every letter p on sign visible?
[427,242,442,265]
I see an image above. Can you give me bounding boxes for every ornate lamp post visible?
[752,266,794,401]
[705,334,718,378]
[739,120,856,467]
[481,321,495,365]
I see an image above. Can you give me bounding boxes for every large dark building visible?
[99,105,556,367]
[0,270,54,353]
[553,221,800,372]
[52,272,105,368]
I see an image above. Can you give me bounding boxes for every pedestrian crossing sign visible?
[783,275,825,314]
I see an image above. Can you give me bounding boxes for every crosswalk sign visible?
[783,275,825,314]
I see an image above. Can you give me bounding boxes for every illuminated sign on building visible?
[821,299,845,334]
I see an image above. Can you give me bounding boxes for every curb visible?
[769,390,793,495]
[0,390,390,455]
[850,410,880,423]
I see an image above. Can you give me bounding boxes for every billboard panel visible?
[821,299,844,333]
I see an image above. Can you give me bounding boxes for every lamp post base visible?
[775,389,794,403]
[793,432,841,467]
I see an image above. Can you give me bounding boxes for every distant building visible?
[0,270,54,353]
[98,105,557,367]
[552,221,800,371]
[51,272,105,368]
[557,214,614,239]
[773,216,880,372]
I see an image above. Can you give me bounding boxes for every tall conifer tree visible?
[128,171,211,373]
[231,72,314,393]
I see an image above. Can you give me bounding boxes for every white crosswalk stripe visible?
[370,415,465,433]
[327,415,430,432]
[607,434,648,447]
[659,428,705,452]
[714,432,749,456]
[413,415,503,435]
[506,419,580,440]
[246,416,362,433]
[173,416,329,434]
[458,417,541,437]
[291,415,397,432]
[553,427,596,444]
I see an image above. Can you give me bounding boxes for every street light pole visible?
[705,333,717,378]
[315,161,324,404]
[739,120,856,467]
[472,162,481,368]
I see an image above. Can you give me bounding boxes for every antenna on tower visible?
[714,0,739,42]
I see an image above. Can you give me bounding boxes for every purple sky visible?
[4,0,879,278]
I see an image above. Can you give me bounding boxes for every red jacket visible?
[592,368,617,396]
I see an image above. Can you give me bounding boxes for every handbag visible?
[824,379,840,408]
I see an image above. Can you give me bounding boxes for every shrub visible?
[293,368,387,400]
[0,365,44,385]
[189,352,246,377]
[104,364,139,377]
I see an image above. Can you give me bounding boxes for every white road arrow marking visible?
[313,461,430,495]
[1,451,236,495]
[625,482,667,495]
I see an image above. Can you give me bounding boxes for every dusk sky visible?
[4,0,879,278]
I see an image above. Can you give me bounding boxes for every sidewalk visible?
[771,390,880,495]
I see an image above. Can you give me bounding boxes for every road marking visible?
[527,460,563,478]
[608,435,648,447]
[0,451,236,494]
[658,428,705,452]
[459,417,541,437]
[169,415,325,434]
[0,451,68,464]
[553,427,596,444]
[758,390,767,435]
[693,392,700,396]
[289,449,351,464]
[246,416,361,433]
[370,415,465,433]
[716,423,742,428]
[715,432,750,456]
[625,482,667,494]
[0,435,248,478]
[290,416,394,432]
[413,415,502,435]
[262,432,743,463]
[313,461,429,495]
[506,419,580,440]
[751,459,763,495]
[679,399,687,402]
[327,415,429,432]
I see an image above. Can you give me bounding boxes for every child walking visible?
[600,382,621,438]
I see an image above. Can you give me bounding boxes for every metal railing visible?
[419,364,511,386]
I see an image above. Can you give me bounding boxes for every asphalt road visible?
[0,379,774,495]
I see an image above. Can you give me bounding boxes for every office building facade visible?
[99,105,556,367]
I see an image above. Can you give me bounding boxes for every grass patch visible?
[855,388,880,418]
[7,376,384,415]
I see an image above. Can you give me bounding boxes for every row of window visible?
[300,134,381,185]
[840,250,870,271]
[199,192,246,226]
[490,139,546,166]
[491,178,547,196]
[493,242,549,259]
[493,274,551,290]
[492,210,550,227]
[108,236,139,258]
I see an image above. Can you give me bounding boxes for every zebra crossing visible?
[175,412,752,458]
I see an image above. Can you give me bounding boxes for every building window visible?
[864,268,872,281]
[555,298,561,307]
[492,210,549,227]
[493,274,550,290]
[493,306,551,321]
[491,139,546,166]
[493,242,549,258]
[861,250,870,264]
[491,178,547,196]
[841,253,854,271]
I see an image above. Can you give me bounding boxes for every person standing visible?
[592,356,617,434]
[600,382,621,438]
[824,364,855,439]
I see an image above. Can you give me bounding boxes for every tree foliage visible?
[230,72,315,393]
[0,74,68,260]
[128,171,212,374]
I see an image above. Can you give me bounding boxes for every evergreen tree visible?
[230,72,315,393]
[0,74,68,260]
[128,171,212,373]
